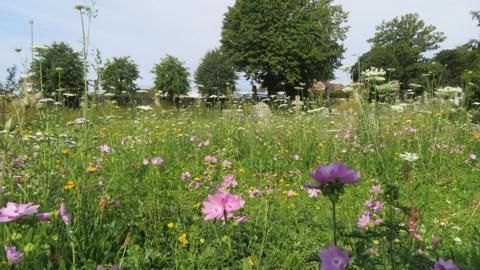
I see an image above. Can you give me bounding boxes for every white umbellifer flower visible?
[362,67,386,82]
[453,237,462,244]
[399,152,419,162]
[137,105,152,111]
[390,105,404,112]
[436,86,463,98]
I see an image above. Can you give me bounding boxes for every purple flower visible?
[151,157,164,165]
[59,203,71,225]
[433,258,459,270]
[5,246,23,263]
[309,162,359,184]
[37,212,51,222]
[96,266,105,270]
[0,202,39,223]
[319,244,350,270]
[99,144,111,153]
[111,266,122,270]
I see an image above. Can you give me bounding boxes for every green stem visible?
[332,200,337,245]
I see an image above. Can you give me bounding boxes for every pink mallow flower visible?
[59,203,71,225]
[204,155,217,164]
[0,202,39,223]
[5,246,23,263]
[308,188,321,198]
[319,243,350,270]
[180,171,192,180]
[369,184,381,194]
[151,157,164,165]
[372,201,383,212]
[357,212,371,230]
[248,188,261,198]
[99,144,111,153]
[201,192,244,221]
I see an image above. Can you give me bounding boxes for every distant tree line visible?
[3,2,479,108]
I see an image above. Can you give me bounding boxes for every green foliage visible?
[152,55,190,101]
[353,13,445,92]
[5,65,19,93]
[221,0,348,96]
[101,56,140,96]
[194,49,237,97]
[31,42,83,97]
[472,10,480,27]
[432,46,471,86]
[368,13,446,53]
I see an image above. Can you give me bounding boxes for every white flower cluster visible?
[436,86,462,98]
[399,152,419,162]
[361,67,386,82]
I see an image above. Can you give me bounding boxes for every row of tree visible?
[21,42,236,102]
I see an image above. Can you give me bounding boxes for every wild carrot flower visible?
[59,203,71,225]
[222,160,232,168]
[399,152,419,162]
[4,246,23,263]
[433,258,459,270]
[0,202,39,223]
[99,144,111,153]
[319,243,350,270]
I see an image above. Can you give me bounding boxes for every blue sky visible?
[1,0,479,91]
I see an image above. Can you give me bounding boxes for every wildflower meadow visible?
[0,99,479,269]
[1,1,480,269]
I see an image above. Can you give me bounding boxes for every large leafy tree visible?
[31,42,83,97]
[101,56,140,95]
[368,13,446,53]
[194,49,237,97]
[221,0,348,97]
[152,55,190,101]
[353,13,445,90]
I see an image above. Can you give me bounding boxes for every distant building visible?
[311,81,344,92]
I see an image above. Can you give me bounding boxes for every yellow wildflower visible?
[86,166,97,173]
[61,149,69,156]
[167,222,175,229]
[178,233,188,247]
[199,238,205,245]
[239,168,245,174]
[64,181,76,190]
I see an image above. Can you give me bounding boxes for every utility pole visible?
[29,20,34,65]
